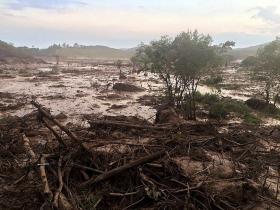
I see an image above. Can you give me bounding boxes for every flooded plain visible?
[0,63,162,123]
[0,63,276,124]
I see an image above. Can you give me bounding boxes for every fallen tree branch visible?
[53,156,64,208]
[49,167,79,210]
[72,163,104,174]
[84,141,162,148]
[31,100,84,148]
[89,120,173,131]
[42,118,67,147]
[79,150,166,187]
[39,154,53,202]
[22,133,36,163]
[109,191,139,197]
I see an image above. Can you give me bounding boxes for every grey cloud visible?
[5,0,87,10]
[252,6,280,24]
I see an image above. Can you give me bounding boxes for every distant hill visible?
[228,44,267,60]
[0,40,271,63]
[0,41,44,64]
[39,44,135,60]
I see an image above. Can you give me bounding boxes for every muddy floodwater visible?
[0,64,163,123]
[0,64,276,124]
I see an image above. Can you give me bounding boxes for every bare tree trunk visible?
[265,82,270,104]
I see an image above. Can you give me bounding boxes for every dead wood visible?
[39,154,53,202]
[22,133,36,162]
[42,117,66,147]
[89,119,173,130]
[3,100,280,209]
[31,100,84,149]
[53,156,64,208]
[79,150,166,187]
[72,163,104,174]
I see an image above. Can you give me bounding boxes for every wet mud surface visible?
[0,64,163,123]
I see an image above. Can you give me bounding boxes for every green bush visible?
[224,100,249,115]
[209,100,250,119]
[243,113,262,125]
[209,102,228,119]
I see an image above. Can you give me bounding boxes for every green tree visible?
[171,31,217,119]
[132,36,175,103]
[254,38,280,105]
[132,30,233,120]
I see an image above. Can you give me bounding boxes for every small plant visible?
[209,102,228,119]
[243,113,262,125]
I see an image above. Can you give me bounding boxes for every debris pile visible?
[1,101,280,209]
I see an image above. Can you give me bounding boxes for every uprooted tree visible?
[132,30,234,120]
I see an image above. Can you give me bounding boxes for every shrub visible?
[209,102,228,119]
[243,113,262,125]
[223,100,249,115]
[209,100,250,119]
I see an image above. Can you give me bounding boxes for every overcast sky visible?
[0,0,279,48]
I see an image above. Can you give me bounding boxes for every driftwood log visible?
[80,150,165,187]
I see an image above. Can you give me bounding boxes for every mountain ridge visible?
[0,40,268,62]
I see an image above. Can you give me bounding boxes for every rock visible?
[113,83,144,92]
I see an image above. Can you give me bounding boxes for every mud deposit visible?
[0,64,162,123]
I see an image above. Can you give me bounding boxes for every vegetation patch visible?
[197,93,263,124]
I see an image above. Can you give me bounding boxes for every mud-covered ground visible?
[0,63,163,123]
[1,62,280,209]
[0,63,271,124]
